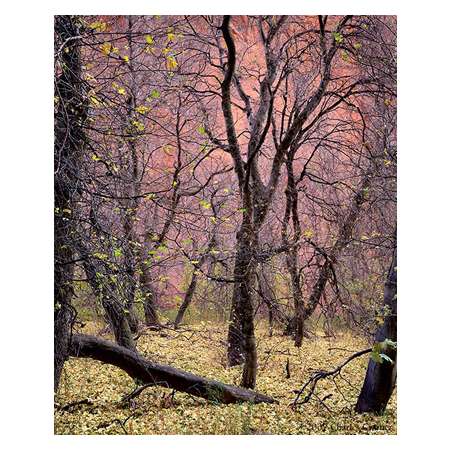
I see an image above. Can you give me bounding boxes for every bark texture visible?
[355,248,397,414]
[54,15,86,391]
[139,268,160,327]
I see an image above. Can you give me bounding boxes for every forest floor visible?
[54,320,396,435]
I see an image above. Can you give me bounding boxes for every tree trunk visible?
[139,268,160,327]
[227,225,258,389]
[81,257,136,351]
[281,151,305,346]
[122,215,140,333]
[293,305,305,347]
[257,264,275,336]
[54,15,85,392]
[304,260,332,320]
[173,240,215,328]
[174,270,199,328]
[69,333,277,405]
[102,299,136,351]
[287,254,304,347]
[356,248,397,414]
[120,18,141,334]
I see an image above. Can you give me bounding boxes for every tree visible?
[210,15,373,387]
[54,15,87,390]
[356,244,397,414]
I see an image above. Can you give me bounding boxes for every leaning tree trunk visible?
[174,244,213,328]
[356,247,397,414]
[54,15,86,392]
[303,176,371,325]
[102,298,136,351]
[174,268,200,329]
[80,256,136,351]
[70,333,276,404]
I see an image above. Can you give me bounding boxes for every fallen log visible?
[69,334,277,405]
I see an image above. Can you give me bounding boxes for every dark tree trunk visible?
[356,248,397,414]
[80,257,136,351]
[174,270,199,328]
[54,15,86,392]
[174,240,215,328]
[304,260,332,320]
[227,300,245,365]
[281,151,305,346]
[287,255,304,347]
[268,308,273,337]
[257,264,275,336]
[293,305,305,347]
[143,294,160,327]
[102,299,136,351]
[121,23,141,334]
[227,225,257,389]
[54,280,75,392]
[125,304,140,334]
[122,216,140,334]
[139,268,160,327]
[70,333,277,405]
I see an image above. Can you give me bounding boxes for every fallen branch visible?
[58,398,94,412]
[69,333,277,405]
[290,348,371,409]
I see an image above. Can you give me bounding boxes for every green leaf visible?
[372,342,383,354]
[136,105,150,114]
[100,42,112,55]
[199,199,211,209]
[166,55,178,70]
[157,245,169,254]
[149,89,160,100]
[89,21,107,32]
[332,32,343,44]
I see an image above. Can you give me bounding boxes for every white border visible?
[1,1,449,449]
